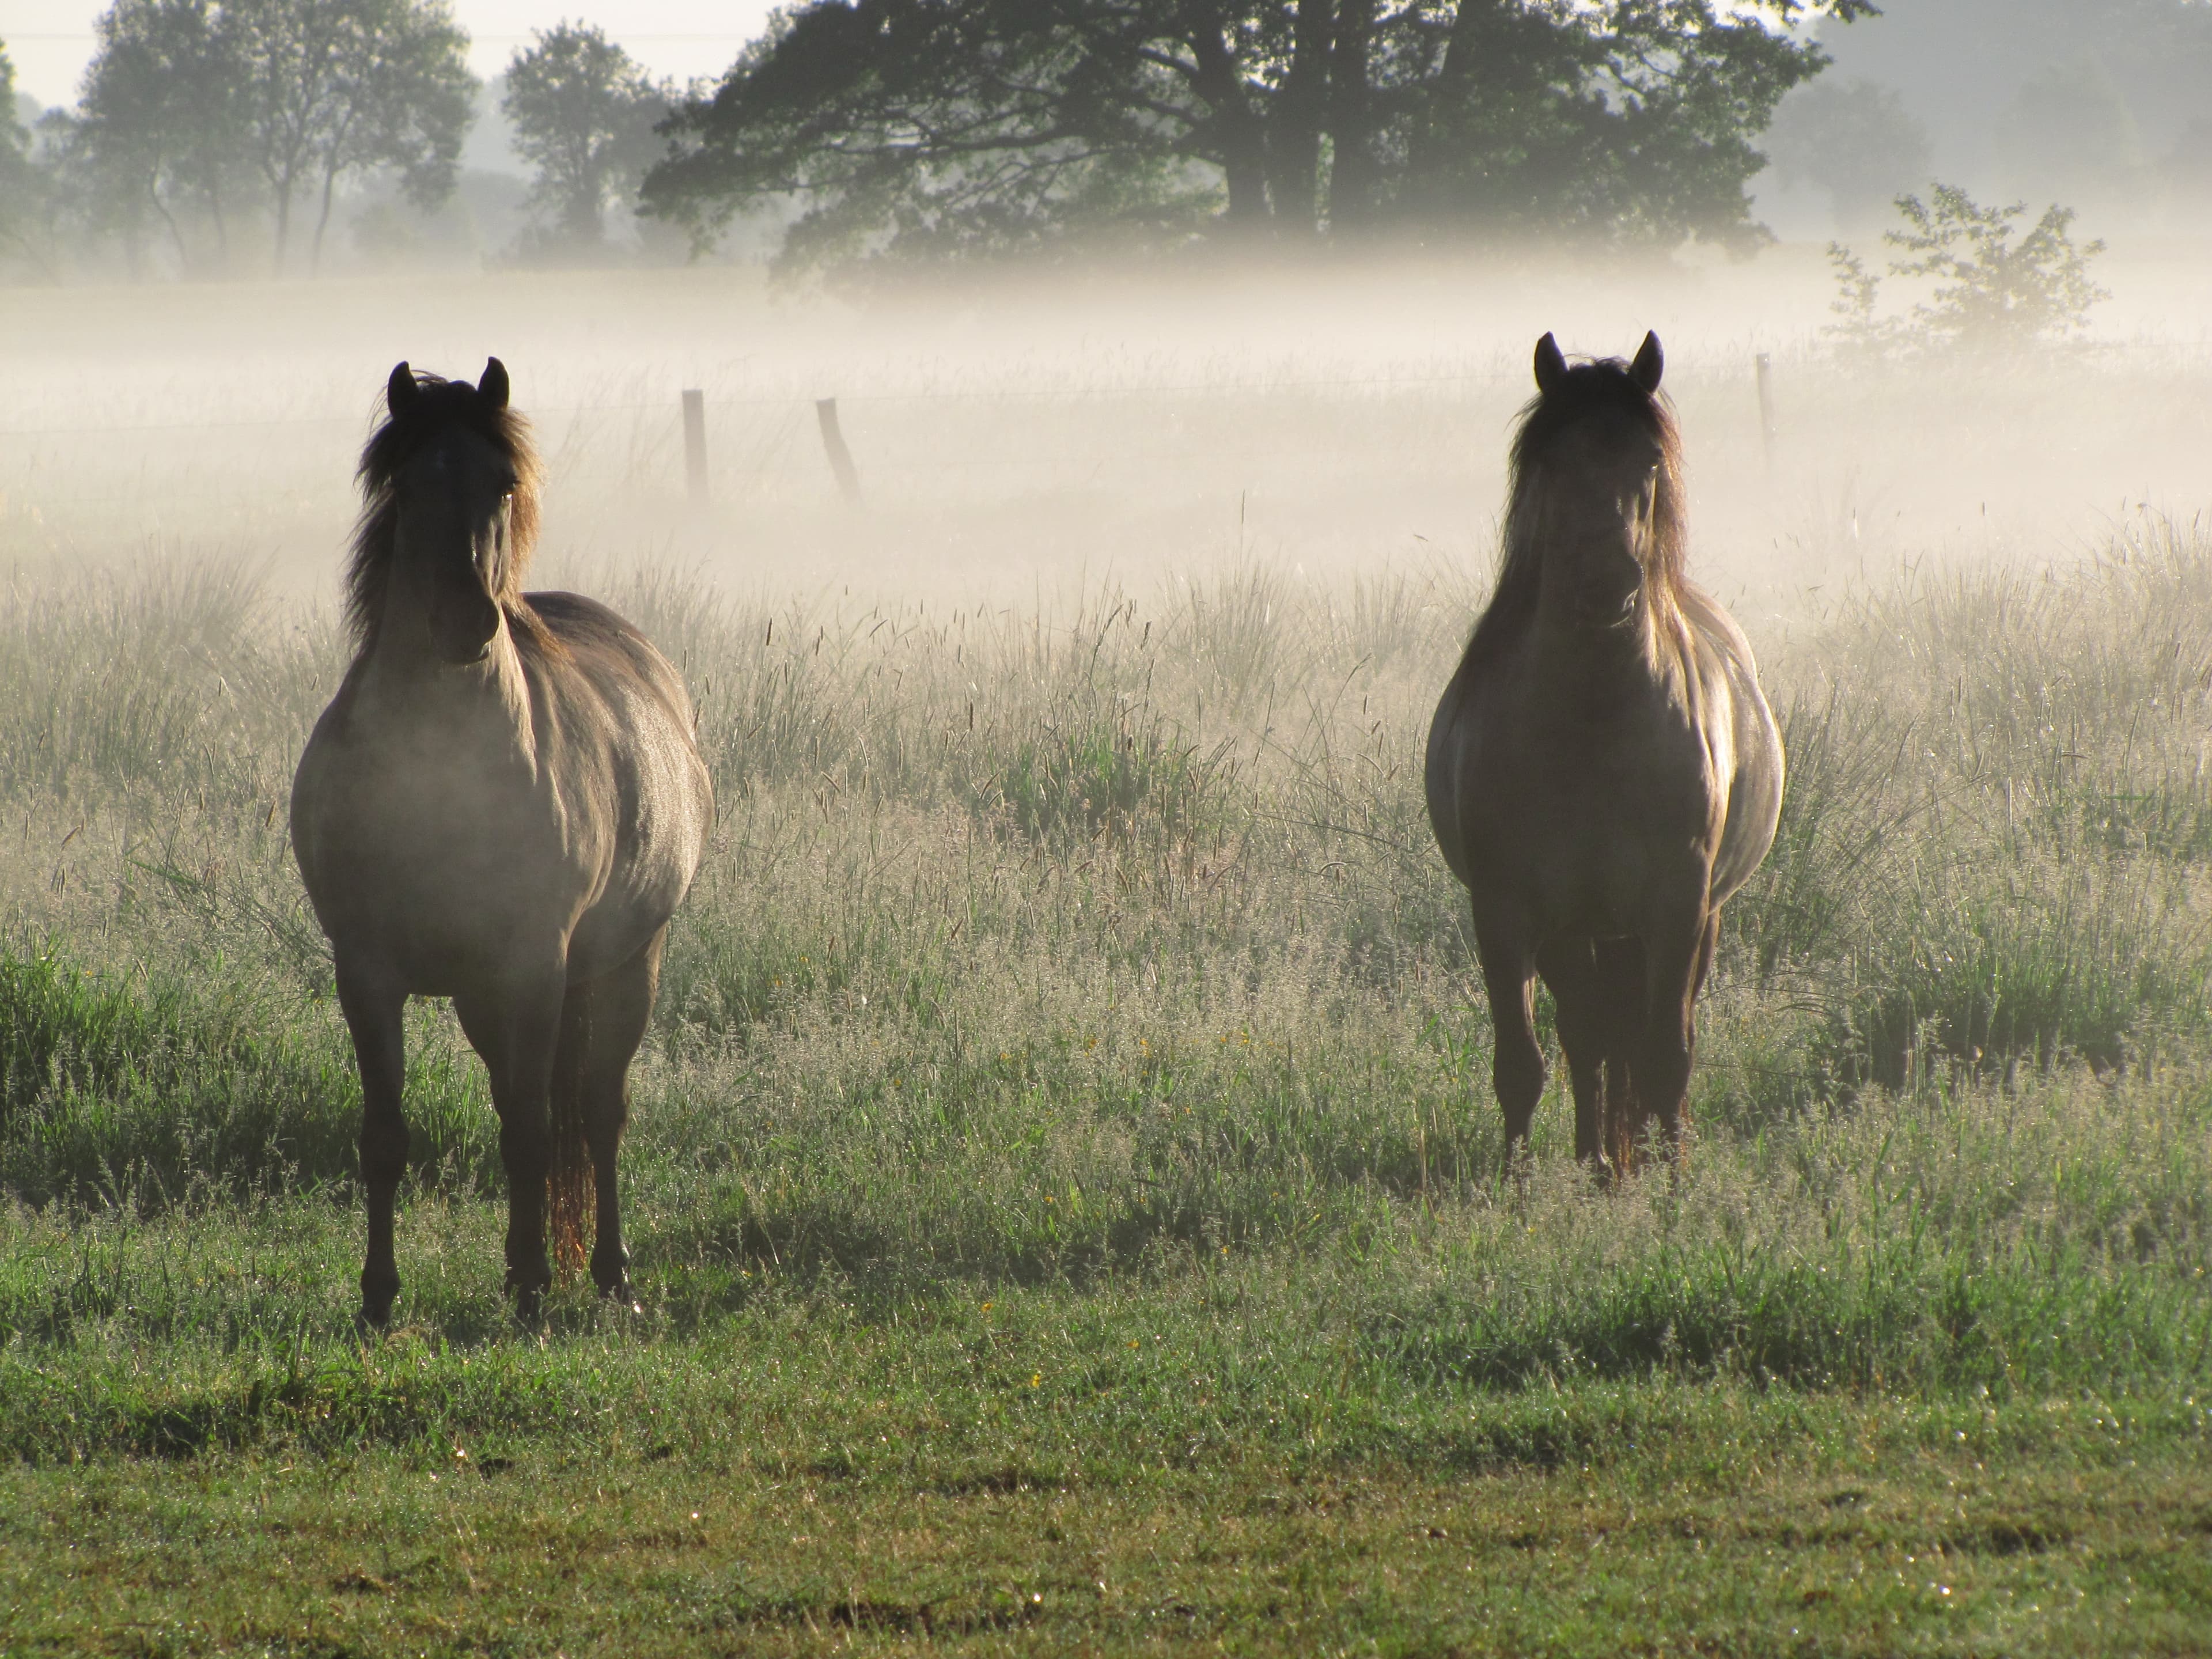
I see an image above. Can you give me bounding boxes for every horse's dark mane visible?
[347,370,542,650]
[1461,355,1688,673]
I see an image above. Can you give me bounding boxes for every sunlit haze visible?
[3,0,778,105]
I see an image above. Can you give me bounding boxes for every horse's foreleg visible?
[1474,905,1543,1174]
[456,960,567,1321]
[572,927,665,1309]
[336,958,408,1330]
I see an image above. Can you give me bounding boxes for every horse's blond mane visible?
[1460,357,1688,672]
[346,371,542,650]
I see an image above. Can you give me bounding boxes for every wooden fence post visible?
[682,389,708,505]
[815,397,862,505]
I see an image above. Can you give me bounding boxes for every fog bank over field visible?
[3,245,2208,627]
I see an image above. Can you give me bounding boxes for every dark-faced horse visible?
[293,359,714,1324]
[1426,332,1783,1175]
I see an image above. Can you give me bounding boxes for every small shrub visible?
[979,695,1226,847]
[1826,183,2107,358]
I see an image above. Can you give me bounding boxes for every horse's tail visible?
[1603,1055,1643,1176]
[547,999,593,1274]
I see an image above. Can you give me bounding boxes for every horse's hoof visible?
[597,1278,642,1315]
[357,1283,397,1335]
[359,1268,398,1320]
[505,1260,551,1325]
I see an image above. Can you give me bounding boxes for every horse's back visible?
[1680,585,1783,907]
[523,591,696,728]
[521,589,714,828]
[516,591,715,975]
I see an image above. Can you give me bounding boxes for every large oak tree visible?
[641,0,1877,269]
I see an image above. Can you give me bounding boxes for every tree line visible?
[5,0,1885,281]
[642,0,1877,271]
[0,2,670,278]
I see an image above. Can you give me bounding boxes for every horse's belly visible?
[313,845,582,991]
[293,649,712,997]
[331,877,671,995]
[305,815,698,991]
[1464,775,1702,937]
[296,768,588,974]
[1531,844,1649,938]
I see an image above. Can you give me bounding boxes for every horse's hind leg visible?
[1537,939,1604,1168]
[1635,905,1713,1162]
[1473,903,1543,1174]
[1594,937,1645,1175]
[1668,910,1723,1148]
[455,960,568,1320]
[548,987,593,1276]
[1691,908,1721,1001]
[569,927,666,1308]
[335,957,408,1329]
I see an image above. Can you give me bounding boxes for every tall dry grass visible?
[0,533,2205,1397]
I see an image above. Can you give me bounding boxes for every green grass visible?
[0,949,498,1209]
[1,1197,2207,1653]
[1,536,2211,1652]
[6,1375,2205,1655]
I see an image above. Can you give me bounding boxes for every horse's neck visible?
[1530,573,1684,716]
[359,624,539,759]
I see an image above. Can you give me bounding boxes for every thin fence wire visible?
[0,366,1502,441]
[0,370,1512,512]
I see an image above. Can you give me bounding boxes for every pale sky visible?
[2,1,782,108]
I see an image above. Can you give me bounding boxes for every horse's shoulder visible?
[1677,585,1777,716]
[1676,584,1755,664]
[521,590,642,648]
[517,591,696,738]
[517,592,668,678]
[299,655,372,748]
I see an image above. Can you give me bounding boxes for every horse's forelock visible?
[346,370,542,651]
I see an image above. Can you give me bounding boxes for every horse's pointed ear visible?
[1534,332,1567,395]
[387,362,416,417]
[1631,331,1664,393]
[479,357,509,410]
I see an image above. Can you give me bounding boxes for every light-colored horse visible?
[1426,332,1783,1174]
[293,359,714,1324]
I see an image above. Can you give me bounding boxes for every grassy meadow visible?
[1,528,2210,1650]
[2,267,2211,1652]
